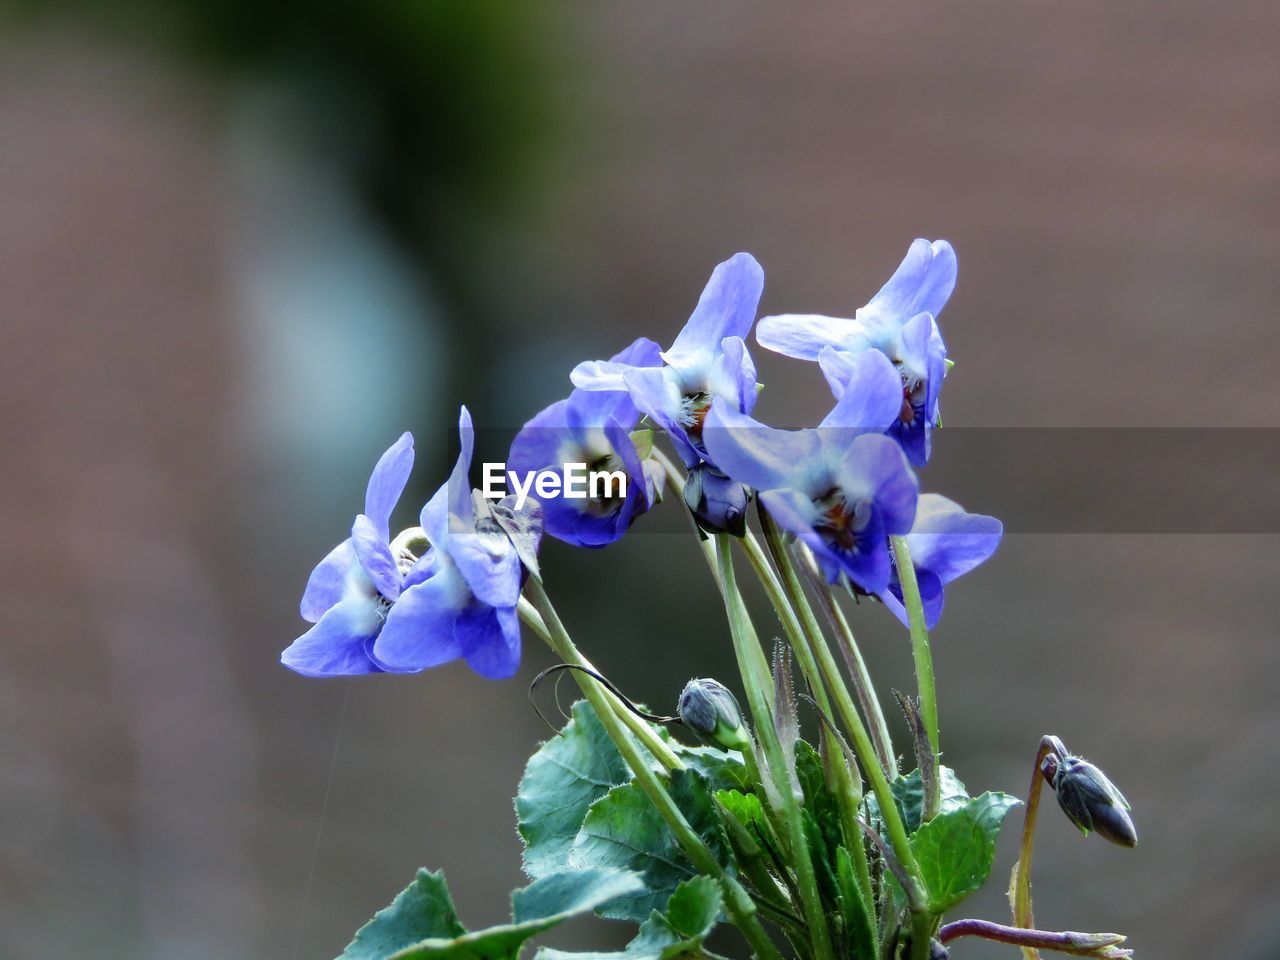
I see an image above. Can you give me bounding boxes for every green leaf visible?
[795,741,842,860]
[714,789,767,836]
[518,701,634,879]
[672,744,750,792]
[865,765,971,838]
[909,791,1021,912]
[570,769,730,922]
[340,869,466,960]
[391,869,645,960]
[536,876,723,960]
[834,847,876,960]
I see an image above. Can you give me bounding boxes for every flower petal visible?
[883,569,946,630]
[604,414,652,514]
[351,514,401,600]
[300,538,355,623]
[897,312,939,385]
[706,335,759,416]
[620,365,701,465]
[757,488,850,582]
[905,494,1002,585]
[702,404,823,494]
[509,398,576,474]
[612,336,664,368]
[818,348,904,438]
[421,406,476,548]
[370,567,469,672]
[662,253,764,370]
[458,604,522,679]
[570,359,631,392]
[557,415,652,548]
[837,434,918,535]
[448,531,522,607]
[281,597,383,677]
[756,313,869,361]
[860,239,957,327]
[363,432,414,540]
[843,508,893,594]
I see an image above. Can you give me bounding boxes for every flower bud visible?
[683,463,750,537]
[677,678,751,751]
[1048,754,1137,848]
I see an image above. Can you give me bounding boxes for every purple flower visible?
[507,339,664,548]
[682,462,750,538]
[283,408,538,680]
[702,350,919,592]
[570,253,764,470]
[879,493,1002,629]
[755,239,955,466]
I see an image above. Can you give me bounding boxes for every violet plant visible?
[284,241,1138,960]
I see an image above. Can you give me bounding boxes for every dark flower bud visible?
[1049,754,1137,848]
[677,678,751,751]
[683,463,750,537]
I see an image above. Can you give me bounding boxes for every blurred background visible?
[1,3,1277,958]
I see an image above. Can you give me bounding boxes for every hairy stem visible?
[715,535,836,960]
[739,530,875,908]
[522,578,783,960]
[890,536,939,801]
[793,544,897,777]
[759,517,936,960]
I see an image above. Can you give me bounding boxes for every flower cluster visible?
[283,240,1002,679]
[284,409,539,679]
[286,239,1141,960]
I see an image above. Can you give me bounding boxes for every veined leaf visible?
[908,791,1021,913]
[390,870,645,960]
[536,875,723,960]
[569,769,731,922]
[340,870,465,960]
[518,701,634,879]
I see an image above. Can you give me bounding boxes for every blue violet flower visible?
[702,350,919,593]
[756,239,956,466]
[508,338,664,547]
[283,408,539,680]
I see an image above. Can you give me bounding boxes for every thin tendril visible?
[528,663,681,735]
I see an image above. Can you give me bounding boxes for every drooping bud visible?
[1046,753,1137,848]
[677,678,751,751]
[683,463,750,537]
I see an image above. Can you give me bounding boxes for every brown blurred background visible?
[1,3,1277,959]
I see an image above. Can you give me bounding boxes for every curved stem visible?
[714,535,836,960]
[1011,736,1062,960]
[517,597,681,772]
[940,919,1130,957]
[522,578,783,960]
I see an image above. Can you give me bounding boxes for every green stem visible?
[739,532,875,909]
[522,578,784,960]
[794,544,897,777]
[714,535,836,960]
[758,517,935,958]
[890,536,939,765]
[517,597,681,772]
